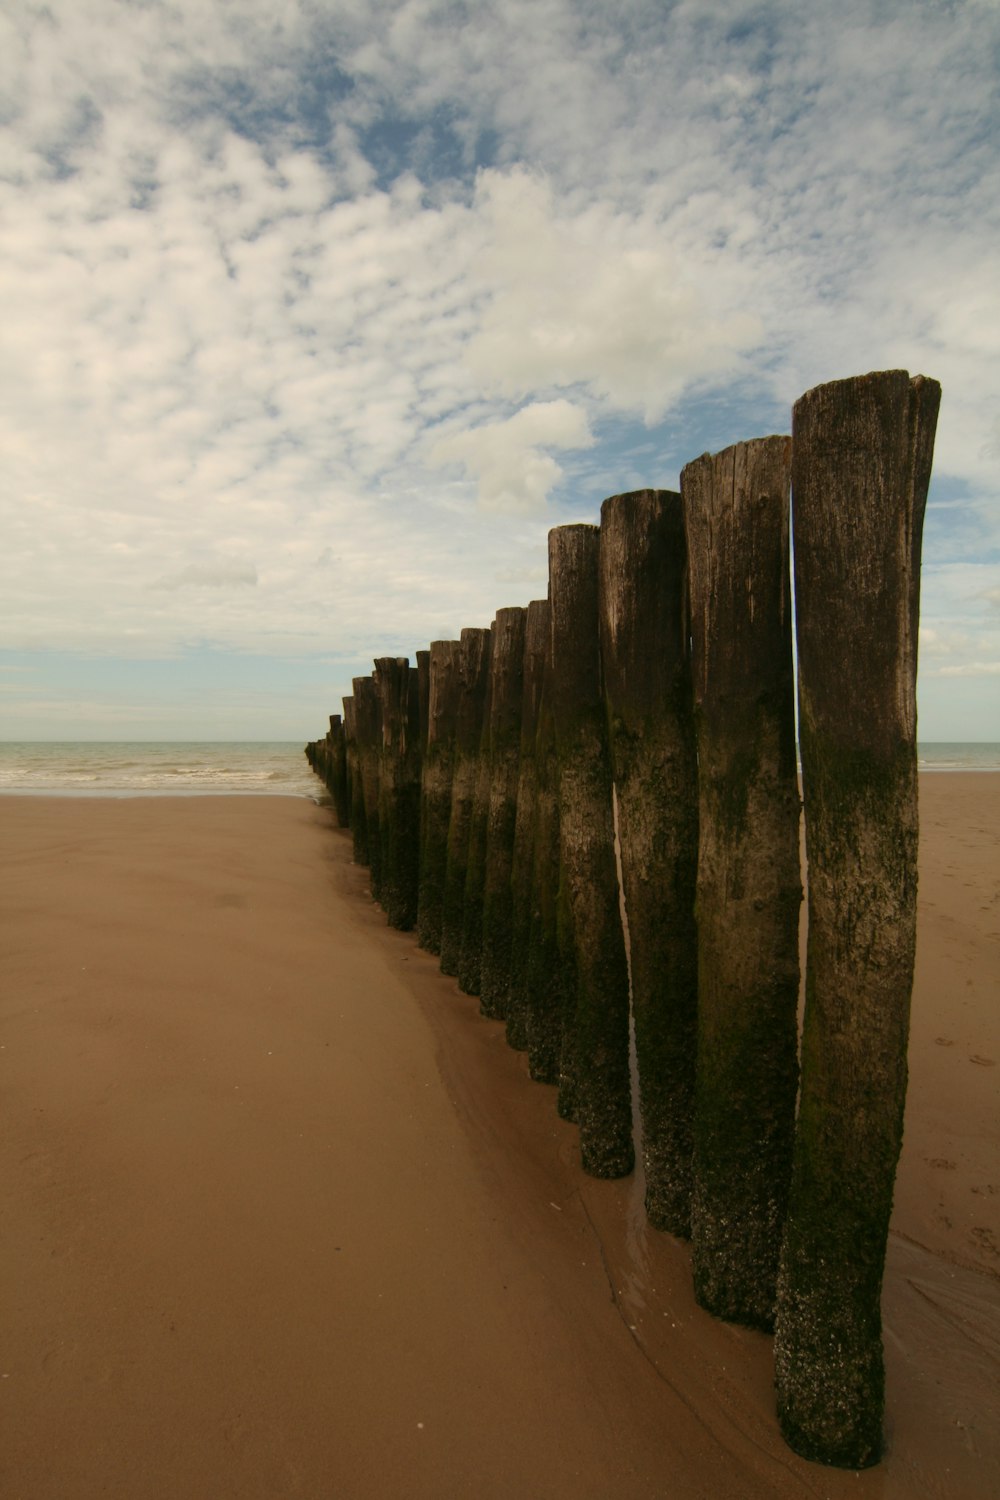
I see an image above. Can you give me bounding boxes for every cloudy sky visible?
[2,0,998,741]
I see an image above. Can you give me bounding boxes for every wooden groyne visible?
[305,369,940,1471]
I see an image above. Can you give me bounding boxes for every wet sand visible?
[1,778,997,1499]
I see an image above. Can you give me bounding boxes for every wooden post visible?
[457,630,496,998]
[343,696,367,865]
[549,524,634,1180]
[327,714,350,827]
[352,675,383,903]
[374,657,422,931]
[681,437,801,1329]
[523,604,565,1085]
[439,627,491,977]
[418,641,462,954]
[506,600,549,1051]
[416,650,430,762]
[479,606,527,1019]
[774,370,941,1468]
[598,490,699,1236]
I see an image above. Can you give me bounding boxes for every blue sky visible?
[1,0,998,741]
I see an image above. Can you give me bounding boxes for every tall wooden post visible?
[457,630,496,998]
[523,605,564,1085]
[681,437,801,1329]
[506,600,549,1051]
[598,490,699,1236]
[374,657,422,931]
[416,650,430,763]
[774,370,941,1468]
[352,675,383,904]
[439,627,491,977]
[418,641,461,954]
[479,606,527,1019]
[549,524,634,1179]
[343,696,367,864]
[327,713,350,828]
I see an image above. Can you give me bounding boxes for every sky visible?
[1,0,998,742]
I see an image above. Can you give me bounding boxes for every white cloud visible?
[430,399,594,512]
[465,169,762,422]
[933,661,1000,677]
[151,560,259,591]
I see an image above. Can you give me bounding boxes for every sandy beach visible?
[1,777,997,1499]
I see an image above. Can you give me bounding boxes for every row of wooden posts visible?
[306,369,941,1470]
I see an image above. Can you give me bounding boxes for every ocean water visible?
[917,742,1000,771]
[0,742,322,798]
[0,740,996,799]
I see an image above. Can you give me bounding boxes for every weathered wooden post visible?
[352,675,383,903]
[774,370,941,1468]
[374,657,422,931]
[523,605,565,1085]
[681,438,801,1329]
[506,600,549,1051]
[416,650,430,762]
[341,696,365,864]
[326,714,350,828]
[343,696,367,864]
[549,524,634,1179]
[479,606,527,1019]
[439,627,491,977]
[598,490,699,1236]
[417,641,462,954]
[457,631,496,998]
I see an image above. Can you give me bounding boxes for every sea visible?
[0,739,997,798]
[0,742,323,799]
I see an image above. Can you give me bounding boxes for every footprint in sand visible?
[927,1158,957,1170]
[970,1226,999,1259]
[934,1036,955,1046]
[969,1055,995,1066]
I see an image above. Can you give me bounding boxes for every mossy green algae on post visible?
[774,370,940,1468]
[548,524,634,1180]
[598,490,699,1237]
[681,436,801,1329]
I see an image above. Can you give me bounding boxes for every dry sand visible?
[1,777,997,1499]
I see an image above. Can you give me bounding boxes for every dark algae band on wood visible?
[682,437,801,1331]
[598,490,698,1236]
[774,371,941,1468]
[306,367,943,1474]
[549,524,634,1180]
